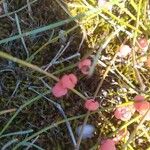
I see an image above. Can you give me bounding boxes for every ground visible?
[0,0,150,150]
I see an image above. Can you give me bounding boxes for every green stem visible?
[0,51,86,100]
[12,114,87,150]
[0,91,50,136]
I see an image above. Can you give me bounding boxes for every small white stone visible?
[98,0,112,11]
[118,45,131,58]
[76,124,95,139]
[102,89,108,97]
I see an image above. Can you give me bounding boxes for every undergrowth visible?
[0,0,150,149]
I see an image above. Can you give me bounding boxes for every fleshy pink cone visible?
[138,37,148,49]
[52,74,77,98]
[114,105,135,121]
[60,74,77,89]
[78,59,92,75]
[134,95,145,101]
[134,101,150,113]
[134,101,150,120]
[84,99,99,111]
[100,139,116,150]
[52,82,68,98]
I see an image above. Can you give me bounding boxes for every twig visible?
[0,108,16,115]
[53,53,80,65]
[44,41,71,71]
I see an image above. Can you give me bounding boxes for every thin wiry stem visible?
[0,0,38,18]
[15,13,29,58]
[132,0,146,92]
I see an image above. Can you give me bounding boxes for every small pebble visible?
[76,124,95,139]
